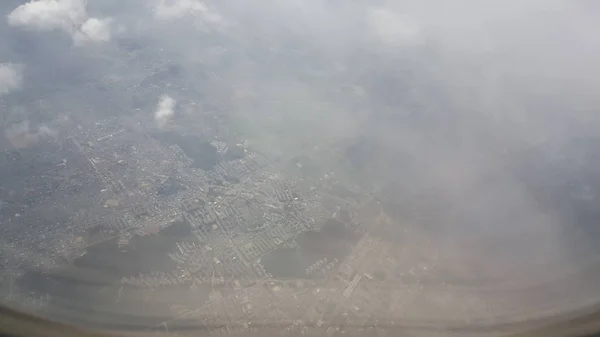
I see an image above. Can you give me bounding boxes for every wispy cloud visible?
[153,0,223,23]
[367,8,423,46]
[4,120,57,149]
[0,63,23,96]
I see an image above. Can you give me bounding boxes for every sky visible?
[1,0,600,324]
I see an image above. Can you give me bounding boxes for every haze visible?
[1,0,600,333]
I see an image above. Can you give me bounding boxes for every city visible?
[0,107,550,335]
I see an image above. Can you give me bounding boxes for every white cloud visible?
[153,0,223,23]
[154,95,176,128]
[7,0,85,31]
[73,17,112,46]
[7,0,112,46]
[0,63,23,96]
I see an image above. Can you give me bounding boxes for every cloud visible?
[154,95,176,128]
[0,63,23,96]
[153,0,223,23]
[6,0,86,31]
[4,120,57,149]
[153,0,207,19]
[73,17,112,45]
[367,8,423,45]
[7,0,112,45]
